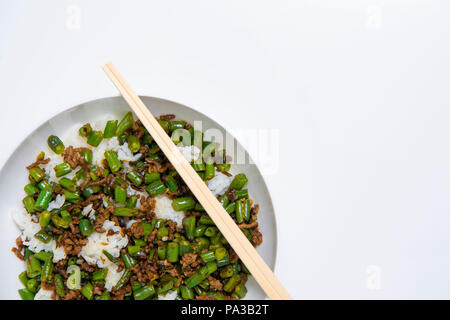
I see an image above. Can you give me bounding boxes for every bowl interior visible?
[0,96,277,300]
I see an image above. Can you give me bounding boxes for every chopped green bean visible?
[87,130,104,147]
[116,112,134,137]
[54,162,72,177]
[47,135,65,154]
[103,120,118,138]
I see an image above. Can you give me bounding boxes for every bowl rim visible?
[0,95,278,274]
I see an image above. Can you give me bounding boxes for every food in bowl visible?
[11,112,263,300]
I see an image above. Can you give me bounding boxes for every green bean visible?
[225,202,236,214]
[219,194,229,208]
[34,229,52,243]
[81,282,94,300]
[34,186,53,211]
[25,280,39,295]
[127,135,140,153]
[182,216,196,240]
[216,163,231,172]
[102,250,119,265]
[23,196,35,214]
[18,289,35,300]
[230,173,248,190]
[192,162,205,171]
[121,253,137,269]
[116,112,134,137]
[171,128,190,145]
[41,257,54,282]
[92,268,108,281]
[157,279,174,295]
[127,171,143,187]
[54,274,65,297]
[144,171,160,184]
[235,189,249,200]
[220,265,234,278]
[206,261,218,275]
[148,143,160,155]
[169,120,186,132]
[47,135,65,154]
[194,225,207,238]
[147,154,161,162]
[34,251,53,261]
[81,149,93,164]
[205,159,215,180]
[87,130,104,147]
[24,183,40,196]
[179,240,192,256]
[142,134,153,146]
[134,284,156,300]
[19,271,28,286]
[157,245,167,260]
[64,190,81,203]
[37,180,49,191]
[79,219,94,237]
[54,162,72,177]
[235,199,250,223]
[193,130,203,149]
[59,177,76,192]
[24,248,32,259]
[157,227,169,239]
[172,197,196,211]
[164,175,178,192]
[79,123,92,137]
[29,167,45,183]
[202,142,217,161]
[127,245,140,256]
[180,286,194,299]
[224,274,241,293]
[26,255,41,278]
[200,250,215,263]
[83,185,100,198]
[51,213,70,229]
[199,214,215,225]
[242,228,252,242]
[194,202,205,212]
[104,150,122,173]
[204,226,219,237]
[186,265,208,288]
[134,239,146,247]
[103,120,118,138]
[114,207,138,217]
[140,222,153,237]
[146,180,166,196]
[114,185,127,204]
[113,175,128,188]
[167,242,179,263]
[194,237,210,253]
[233,283,247,299]
[126,195,138,208]
[99,290,112,300]
[158,119,170,132]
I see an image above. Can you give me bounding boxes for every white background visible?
[1,0,450,299]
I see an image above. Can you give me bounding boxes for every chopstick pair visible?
[102,62,291,300]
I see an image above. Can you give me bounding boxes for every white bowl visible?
[0,96,277,300]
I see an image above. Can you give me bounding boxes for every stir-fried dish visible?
[11,112,262,300]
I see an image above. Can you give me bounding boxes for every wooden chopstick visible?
[102,62,291,300]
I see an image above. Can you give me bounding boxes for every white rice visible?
[177,145,201,163]
[34,287,55,300]
[79,220,128,291]
[11,207,66,262]
[153,195,185,227]
[158,290,178,300]
[47,194,66,211]
[208,169,234,196]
